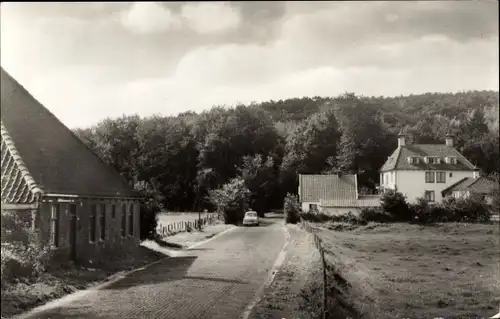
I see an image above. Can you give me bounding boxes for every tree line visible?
[74,91,500,214]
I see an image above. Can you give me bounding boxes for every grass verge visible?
[314,222,499,319]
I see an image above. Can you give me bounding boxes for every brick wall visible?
[39,197,141,267]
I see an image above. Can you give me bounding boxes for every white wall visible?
[380,171,397,190]
[321,207,361,216]
[393,170,474,203]
[301,201,319,213]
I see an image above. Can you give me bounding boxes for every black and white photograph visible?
[1,1,499,319]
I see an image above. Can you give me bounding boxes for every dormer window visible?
[407,156,420,164]
[425,156,441,164]
[445,156,457,164]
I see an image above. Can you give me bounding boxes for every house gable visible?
[1,123,43,204]
[0,67,139,199]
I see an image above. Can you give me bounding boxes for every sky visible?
[1,1,498,129]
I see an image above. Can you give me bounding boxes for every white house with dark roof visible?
[298,174,380,215]
[379,131,479,204]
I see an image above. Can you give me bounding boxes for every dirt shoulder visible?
[0,247,165,319]
[142,223,236,256]
[164,223,235,248]
[249,223,323,319]
[315,222,500,319]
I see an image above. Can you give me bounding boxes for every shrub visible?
[359,207,394,223]
[491,184,500,213]
[300,212,331,223]
[380,189,412,221]
[284,193,300,224]
[329,212,367,225]
[441,195,491,222]
[409,198,448,224]
[207,178,251,224]
[1,210,53,287]
[134,181,162,240]
[409,196,491,224]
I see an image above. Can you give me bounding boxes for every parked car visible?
[243,210,259,226]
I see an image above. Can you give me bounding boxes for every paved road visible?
[20,217,286,319]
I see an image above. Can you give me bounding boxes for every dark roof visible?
[298,174,357,202]
[380,144,476,172]
[441,177,498,196]
[1,67,139,202]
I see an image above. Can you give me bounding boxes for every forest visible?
[74,91,500,213]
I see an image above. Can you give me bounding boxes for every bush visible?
[326,212,366,225]
[134,181,162,240]
[409,198,448,224]
[409,196,491,224]
[359,207,394,223]
[300,212,331,223]
[207,178,251,225]
[284,193,300,224]
[380,190,412,221]
[1,211,53,287]
[441,195,491,222]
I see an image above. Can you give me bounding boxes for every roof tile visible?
[380,144,476,172]
[442,177,498,195]
[299,174,357,202]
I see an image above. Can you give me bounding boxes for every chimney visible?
[445,134,453,147]
[398,130,406,147]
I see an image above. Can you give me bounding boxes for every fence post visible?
[321,246,328,319]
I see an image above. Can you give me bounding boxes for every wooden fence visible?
[156,213,221,237]
[301,219,329,319]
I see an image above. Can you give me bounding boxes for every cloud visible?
[121,2,181,34]
[181,2,241,34]
[0,1,498,129]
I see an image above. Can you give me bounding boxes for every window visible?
[445,156,457,164]
[425,171,435,183]
[436,172,446,183]
[111,204,116,219]
[121,204,127,237]
[427,157,441,164]
[309,204,318,211]
[380,173,383,185]
[424,191,435,202]
[90,204,97,242]
[408,157,420,164]
[99,203,106,241]
[128,204,134,236]
[449,172,453,178]
[51,203,60,247]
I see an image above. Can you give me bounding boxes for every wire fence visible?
[300,219,329,319]
[156,213,222,237]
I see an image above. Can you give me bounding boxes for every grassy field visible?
[157,212,219,224]
[315,222,500,319]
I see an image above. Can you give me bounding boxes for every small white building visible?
[298,174,380,215]
[441,176,497,205]
[379,132,479,204]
